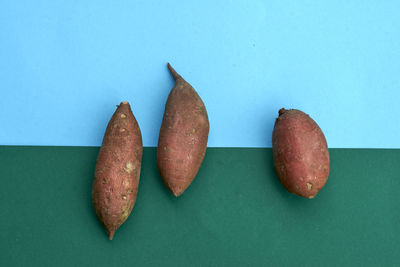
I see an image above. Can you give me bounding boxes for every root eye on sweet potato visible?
[272,108,330,199]
[157,63,210,197]
[92,101,143,240]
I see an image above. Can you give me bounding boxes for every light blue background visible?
[1,1,399,148]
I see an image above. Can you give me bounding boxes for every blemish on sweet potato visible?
[307,183,313,190]
[124,162,135,174]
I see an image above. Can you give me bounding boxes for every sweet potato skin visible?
[272,108,330,199]
[157,64,209,197]
[92,102,143,240]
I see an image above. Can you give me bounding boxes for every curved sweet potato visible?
[157,63,209,197]
[92,101,143,240]
[272,108,330,199]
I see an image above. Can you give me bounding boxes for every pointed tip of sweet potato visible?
[171,188,184,197]
[162,179,187,197]
[167,63,182,81]
[278,108,287,116]
[168,183,185,197]
[108,230,115,240]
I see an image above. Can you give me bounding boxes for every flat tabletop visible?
[1,146,399,266]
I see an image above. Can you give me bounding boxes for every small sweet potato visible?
[157,63,209,197]
[272,108,330,199]
[92,101,143,240]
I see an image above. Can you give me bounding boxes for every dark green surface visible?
[0,146,399,266]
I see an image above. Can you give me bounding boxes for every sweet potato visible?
[157,63,209,197]
[272,108,330,199]
[92,101,143,240]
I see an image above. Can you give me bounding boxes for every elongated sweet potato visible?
[157,63,209,197]
[272,108,330,199]
[92,101,143,240]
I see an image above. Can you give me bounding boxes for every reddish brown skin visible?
[92,102,143,240]
[272,108,330,199]
[157,63,209,197]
